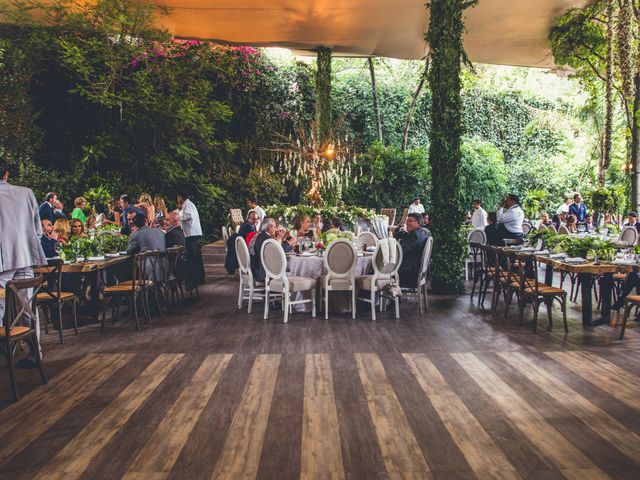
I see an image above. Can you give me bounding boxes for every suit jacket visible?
[396,228,428,288]
[238,221,256,239]
[0,180,48,272]
[41,236,58,258]
[165,226,186,248]
[39,201,55,223]
[127,226,166,280]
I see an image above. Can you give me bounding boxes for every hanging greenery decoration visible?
[426,0,477,294]
[316,47,333,147]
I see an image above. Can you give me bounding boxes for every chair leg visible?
[264,288,270,320]
[370,289,376,321]
[311,288,316,318]
[620,303,631,339]
[518,294,526,325]
[423,286,429,312]
[142,292,152,325]
[352,290,356,320]
[283,291,290,324]
[132,297,141,332]
[72,300,78,335]
[57,303,64,344]
[532,301,540,333]
[238,277,244,310]
[418,287,423,315]
[395,295,400,319]
[325,288,329,320]
[101,297,108,332]
[26,337,47,385]
[546,299,553,329]
[5,346,18,401]
[248,283,254,314]
[561,296,568,333]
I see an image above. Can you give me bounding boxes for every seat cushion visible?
[0,326,31,337]
[103,284,141,293]
[523,284,566,296]
[319,275,353,290]
[625,295,640,304]
[613,273,627,281]
[355,275,391,291]
[120,280,155,287]
[36,292,76,302]
[269,276,316,293]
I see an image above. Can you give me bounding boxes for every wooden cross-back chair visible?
[230,209,244,229]
[35,258,78,344]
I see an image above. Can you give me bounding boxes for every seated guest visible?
[565,214,578,233]
[484,212,500,246]
[551,214,561,231]
[165,211,186,248]
[119,194,145,233]
[585,213,595,232]
[70,219,88,239]
[496,194,524,244]
[321,218,336,233]
[40,219,59,257]
[106,198,121,225]
[312,212,323,237]
[93,202,107,227]
[154,195,168,226]
[39,192,58,223]
[86,215,97,232]
[421,213,430,227]
[538,212,550,227]
[127,213,166,280]
[250,218,295,282]
[293,215,314,238]
[71,196,88,223]
[238,210,259,239]
[395,213,428,288]
[624,211,640,232]
[53,218,70,244]
[559,212,568,227]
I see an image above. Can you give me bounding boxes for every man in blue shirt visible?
[568,193,587,223]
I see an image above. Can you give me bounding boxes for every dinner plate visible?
[87,256,105,261]
[105,253,120,258]
[118,251,128,255]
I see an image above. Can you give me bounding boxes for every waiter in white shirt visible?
[471,199,488,228]
[408,197,425,215]
[496,194,525,244]
[177,190,205,293]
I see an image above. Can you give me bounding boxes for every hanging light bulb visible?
[325,143,335,157]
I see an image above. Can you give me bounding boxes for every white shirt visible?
[471,207,488,228]
[497,205,524,234]
[408,203,425,214]
[556,203,570,215]
[252,205,266,221]
[178,199,202,237]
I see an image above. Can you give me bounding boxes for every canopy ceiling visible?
[152,0,587,67]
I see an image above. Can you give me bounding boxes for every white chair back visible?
[357,231,378,249]
[235,236,251,275]
[417,236,433,286]
[223,225,230,243]
[557,225,570,235]
[537,223,547,232]
[260,238,287,280]
[323,239,357,281]
[620,226,639,246]
[548,224,558,233]
[467,228,486,245]
[522,223,532,235]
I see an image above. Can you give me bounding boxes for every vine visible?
[315,47,333,146]
[426,0,477,294]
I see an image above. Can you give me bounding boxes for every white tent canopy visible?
[152,0,587,67]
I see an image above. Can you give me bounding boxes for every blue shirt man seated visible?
[40,219,59,258]
[395,213,428,288]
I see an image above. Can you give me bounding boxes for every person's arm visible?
[180,202,193,223]
[496,207,507,223]
[126,233,141,255]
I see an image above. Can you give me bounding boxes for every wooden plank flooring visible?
[2,260,640,479]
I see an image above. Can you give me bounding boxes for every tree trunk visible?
[632,73,640,211]
[601,0,614,186]
[368,57,384,144]
[402,58,429,152]
[315,47,332,147]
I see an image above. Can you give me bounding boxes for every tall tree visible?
[402,57,429,152]
[426,0,477,294]
[368,57,384,144]
[315,47,333,147]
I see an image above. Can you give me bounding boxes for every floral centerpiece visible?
[265,204,377,230]
[315,230,354,250]
[60,235,128,262]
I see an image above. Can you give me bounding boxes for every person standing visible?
[568,193,587,224]
[177,190,205,292]
[247,197,266,223]
[496,194,525,243]
[408,197,425,214]
[0,159,47,359]
[71,196,88,223]
[471,199,488,228]
[39,192,58,224]
[165,211,186,248]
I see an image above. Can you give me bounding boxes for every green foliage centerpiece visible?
[426,0,477,294]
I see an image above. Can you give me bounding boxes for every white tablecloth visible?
[286,254,373,313]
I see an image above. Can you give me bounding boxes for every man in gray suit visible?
[0,159,48,357]
[127,213,166,280]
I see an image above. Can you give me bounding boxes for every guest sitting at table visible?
[551,214,561,231]
[127,213,166,280]
[484,212,500,246]
[154,195,168,226]
[395,213,428,288]
[137,192,156,225]
[565,214,578,233]
[421,212,430,227]
[585,213,595,232]
[293,214,314,238]
[538,212,550,227]
[312,212,323,238]
[71,196,88,223]
[238,210,258,239]
[623,211,640,232]
[559,212,568,227]
[321,218,337,233]
[164,211,185,248]
[250,218,295,282]
[105,198,121,226]
[40,219,59,257]
[70,219,88,239]
[53,218,70,244]
[119,194,145,234]
[53,198,67,220]
[496,194,524,244]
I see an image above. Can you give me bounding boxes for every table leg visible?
[592,272,613,327]
[544,263,554,286]
[578,272,593,326]
[89,271,100,322]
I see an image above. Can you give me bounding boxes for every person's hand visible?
[50,230,59,241]
[286,236,297,246]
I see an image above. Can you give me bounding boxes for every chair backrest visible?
[261,238,286,281]
[41,258,64,302]
[467,228,486,245]
[537,223,547,232]
[230,208,244,228]
[372,239,404,277]
[557,225,570,235]
[324,239,357,279]
[620,226,638,246]
[522,223,532,235]
[514,252,540,294]
[357,231,378,249]
[4,275,43,336]
[371,217,389,239]
[548,224,558,233]
[235,235,251,275]
[398,208,409,227]
[222,225,230,243]
[417,236,434,285]
[166,246,185,277]
[380,208,397,226]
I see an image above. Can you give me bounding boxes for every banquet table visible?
[287,252,373,313]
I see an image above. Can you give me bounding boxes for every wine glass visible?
[54,241,62,257]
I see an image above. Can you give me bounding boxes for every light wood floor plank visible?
[301,354,345,480]
[502,352,640,464]
[403,353,520,480]
[452,353,609,480]
[123,354,233,479]
[211,354,281,479]
[0,353,133,466]
[546,350,640,411]
[354,353,430,477]
[38,353,183,478]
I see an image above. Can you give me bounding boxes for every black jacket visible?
[39,202,55,224]
[484,223,501,246]
[165,226,186,248]
[238,221,256,239]
[41,235,58,258]
[396,228,428,288]
[225,234,239,274]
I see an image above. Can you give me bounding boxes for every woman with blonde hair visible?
[70,218,88,239]
[106,198,121,226]
[154,195,168,225]
[137,192,155,224]
[71,196,87,223]
[53,218,71,244]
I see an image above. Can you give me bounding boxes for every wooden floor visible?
[2,245,640,479]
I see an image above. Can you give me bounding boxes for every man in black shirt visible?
[395,213,428,288]
[484,212,500,246]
